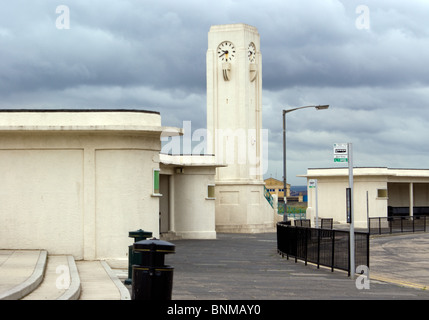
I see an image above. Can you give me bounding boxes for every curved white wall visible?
[0,110,164,260]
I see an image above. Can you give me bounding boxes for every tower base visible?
[214,182,275,233]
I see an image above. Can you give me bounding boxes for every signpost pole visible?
[315,180,319,228]
[348,143,355,278]
[333,142,355,278]
[309,179,318,228]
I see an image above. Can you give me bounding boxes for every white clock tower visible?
[207,24,274,233]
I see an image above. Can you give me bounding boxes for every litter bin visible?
[125,229,153,285]
[131,238,175,300]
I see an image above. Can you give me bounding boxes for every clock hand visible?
[219,50,229,57]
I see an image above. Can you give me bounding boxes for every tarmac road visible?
[158,232,429,300]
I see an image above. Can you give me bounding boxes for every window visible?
[152,169,162,196]
[207,184,215,200]
[377,189,388,199]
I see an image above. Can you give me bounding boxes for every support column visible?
[169,175,175,232]
[83,148,96,260]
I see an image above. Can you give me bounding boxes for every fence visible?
[264,186,274,208]
[277,222,369,276]
[369,216,429,235]
[293,218,333,229]
[277,202,307,219]
[294,219,311,227]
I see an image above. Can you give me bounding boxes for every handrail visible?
[369,215,429,235]
[264,185,274,208]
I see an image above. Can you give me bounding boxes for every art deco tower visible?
[207,24,274,232]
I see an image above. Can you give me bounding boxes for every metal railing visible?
[277,222,369,276]
[369,216,429,235]
[294,219,311,227]
[277,202,307,220]
[293,218,333,229]
[264,186,274,208]
[320,218,333,230]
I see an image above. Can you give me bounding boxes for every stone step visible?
[0,250,46,300]
[76,260,129,300]
[0,250,129,300]
[22,255,80,300]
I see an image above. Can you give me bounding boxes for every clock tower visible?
[207,24,274,233]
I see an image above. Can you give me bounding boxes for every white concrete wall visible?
[306,171,389,228]
[159,155,223,239]
[0,111,164,260]
[304,168,429,228]
[172,167,217,239]
[0,149,84,256]
[215,183,275,233]
[94,149,160,260]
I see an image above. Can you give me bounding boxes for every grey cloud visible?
[0,0,428,185]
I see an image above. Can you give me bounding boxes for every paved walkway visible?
[370,233,429,290]
[159,232,429,300]
[2,232,429,301]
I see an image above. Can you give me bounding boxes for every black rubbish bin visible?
[125,229,153,285]
[131,238,175,300]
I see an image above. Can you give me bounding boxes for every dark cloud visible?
[0,0,428,184]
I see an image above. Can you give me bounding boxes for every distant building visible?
[300,167,429,228]
[264,177,303,203]
[264,177,289,198]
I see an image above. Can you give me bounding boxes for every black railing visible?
[294,219,311,227]
[277,222,369,276]
[320,218,333,230]
[369,216,429,235]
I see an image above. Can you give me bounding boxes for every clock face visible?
[217,41,235,62]
[248,42,256,63]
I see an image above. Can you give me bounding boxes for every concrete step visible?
[76,260,129,300]
[0,250,46,300]
[22,255,80,300]
[161,231,183,241]
[0,250,130,300]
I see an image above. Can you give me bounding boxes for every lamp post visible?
[282,105,329,221]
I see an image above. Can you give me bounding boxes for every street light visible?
[282,105,329,221]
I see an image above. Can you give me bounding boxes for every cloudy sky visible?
[1,0,428,185]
